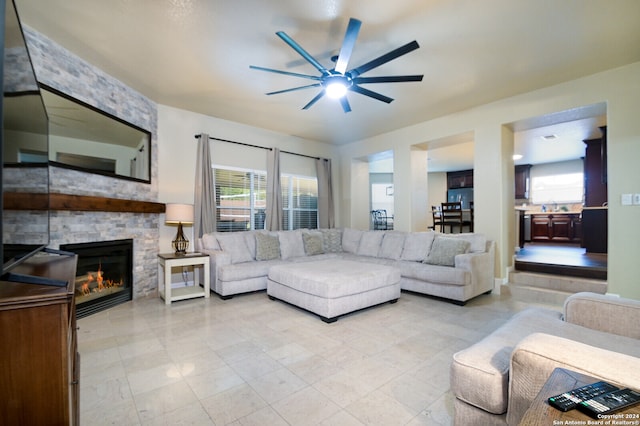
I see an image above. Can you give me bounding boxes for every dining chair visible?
[430,205,443,231]
[463,201,474,232]
[371,209,392,230]
[441,202,464,233]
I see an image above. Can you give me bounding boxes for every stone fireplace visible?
[21,26,163,305]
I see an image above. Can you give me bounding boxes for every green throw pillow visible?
[303,232,324,256]
[423,237,470,266]
[255,233,280,261]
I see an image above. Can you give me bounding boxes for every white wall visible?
[156,104,338,253]
[337,61,640,299]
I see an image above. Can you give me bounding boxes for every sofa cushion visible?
[218,259,284,282]
[443,233,487,253]
[278,230,305,260]
[398,261,469,285]
[243,231,258,259]
[201,233,221,250]
[401,232,435,261]
[255,232,281,261]
[319,228,343,253]
[342,228,363,254]
[423,236,470,266]
[302,231,324,256]
[378,232,406,260]
[216,233,254,264]
[357,231,385,257]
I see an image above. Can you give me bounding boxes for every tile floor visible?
[78,291,552,425]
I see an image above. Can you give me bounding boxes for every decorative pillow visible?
[216,233,254,264]
[278,230,305,260]
[401,232,436,261]
[201,233,220,250]
[302,231,324,256]
[255,232,280,261]
[357,231,385,257]
[423,236,471,266]
[319,228,342,253]
[378,232,406,260]
[443,233,487,253]
[342,228,363,254]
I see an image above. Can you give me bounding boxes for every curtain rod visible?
[194,134,326,161]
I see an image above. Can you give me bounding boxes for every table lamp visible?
[165,203,194,255]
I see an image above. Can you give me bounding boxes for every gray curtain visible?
[316,158,335,228]
[265,148,283,231]
[194,133,216,239]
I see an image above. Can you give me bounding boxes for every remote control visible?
[578,388,640,418]
[548,381,619,412]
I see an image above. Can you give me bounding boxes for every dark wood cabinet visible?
[447,169,474,189]
[582,207,607,253]
[531,213,581,243]
[0,252,79,425]
[583,126,607,207]
[531,214,552,241]
[514,164,531,199]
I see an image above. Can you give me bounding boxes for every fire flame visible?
[76,260,124,298]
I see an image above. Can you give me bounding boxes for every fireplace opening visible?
[61,239,133,318]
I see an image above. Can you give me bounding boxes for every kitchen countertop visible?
[528,211,582,215]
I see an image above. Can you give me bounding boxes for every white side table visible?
[158,252,210,305]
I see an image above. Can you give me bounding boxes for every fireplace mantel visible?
[5,192,165,214]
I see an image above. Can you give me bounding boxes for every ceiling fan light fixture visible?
[325,81,348,99]
[323,74,351,99]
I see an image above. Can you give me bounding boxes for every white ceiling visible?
[15,0,640,167]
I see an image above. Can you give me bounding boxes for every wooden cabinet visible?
[514,164,531,199]
[582,207,607,253]
[447,169,473,189]
[531,213,581,243]
[0,252,79,425]
[583,126,607,207]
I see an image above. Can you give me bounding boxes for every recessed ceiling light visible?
[513,154,523,160]
[541,134,558,141]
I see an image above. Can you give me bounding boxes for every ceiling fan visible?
[250,18,423,113]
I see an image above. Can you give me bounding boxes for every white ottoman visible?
[267,259,401,323]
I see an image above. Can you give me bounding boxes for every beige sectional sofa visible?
[451,292,640,425]
[197,228,495,305]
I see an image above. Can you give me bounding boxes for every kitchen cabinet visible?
[0,252,79,425]
[583,126,607,207]
[582,207,607,253]
[515,164,531,199]
[531,213,581,243]
[447,169,473,189]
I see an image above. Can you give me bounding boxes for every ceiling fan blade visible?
[353,75,423,84]
[302,91,325,110]
[266,84,322,96]
[340,97,352,113]
[334,18,362,74]
[349,40,420,77]
[350,85,394,104]
[276,31,329,75]
[250,65,322,81]
[265,83,321,95]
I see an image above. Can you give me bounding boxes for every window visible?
[214,167,318,231]
[215,168,266,231]
[282,175,318,230]
[531,172,583,204]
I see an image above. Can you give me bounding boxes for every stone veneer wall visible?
[23,27,161,298]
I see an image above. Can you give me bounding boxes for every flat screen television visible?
[1,0,50,274]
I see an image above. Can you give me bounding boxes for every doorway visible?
[511,103,608,277]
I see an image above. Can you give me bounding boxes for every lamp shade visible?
[165,203,194,224]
